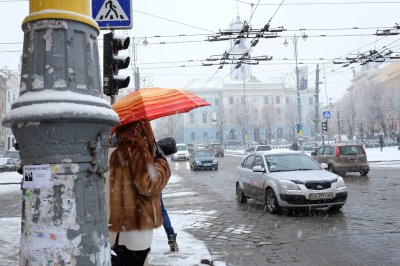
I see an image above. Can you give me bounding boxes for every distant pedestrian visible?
[379,134,384,152]
[397,134,400,150]
[291,142,299,151]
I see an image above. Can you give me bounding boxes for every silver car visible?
[236,150,347,214]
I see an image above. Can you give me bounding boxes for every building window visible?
[264,96,269,104]
[202,112,207,123]
[229,97,234,104]
[191,132,196,141]
[241,96,245,104]
[277,108,282,120]
[215,98,219,106]
[211,112,217,124]
[276,96,280,104]
[203,132,208,140]
[253,108,258,120]
[190,113,195,124]
[286,97,289,104]
[309,97,313,105]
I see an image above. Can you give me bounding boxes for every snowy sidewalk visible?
[148,225,212,266]
[0,172,215,266]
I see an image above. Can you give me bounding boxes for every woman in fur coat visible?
[109,119,170,265]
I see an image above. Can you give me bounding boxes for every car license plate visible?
[310,192,333,200]
[204,163,211,166]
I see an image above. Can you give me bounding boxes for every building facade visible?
[0,69,20,155]
[153,15,316,145]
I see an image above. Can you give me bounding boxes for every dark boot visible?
[167,233,179,252]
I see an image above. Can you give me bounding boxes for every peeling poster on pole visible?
[22,164,52,189]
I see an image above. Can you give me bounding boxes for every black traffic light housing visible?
[103,32,131,96]
[322,120,328,131]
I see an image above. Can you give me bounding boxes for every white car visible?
[236,150,347,214]
[244,145,272,155]
[171,143,190,161]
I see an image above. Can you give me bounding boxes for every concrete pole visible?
[337,110,341,142]
[293,36,303,150]
[2,1,119,265]
[314,64,320,141]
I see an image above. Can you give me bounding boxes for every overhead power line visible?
[236,0,400,6]
[134,9,214,33]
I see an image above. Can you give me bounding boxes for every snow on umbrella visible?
[112,87,210,126]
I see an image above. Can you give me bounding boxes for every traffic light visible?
[103,32,130,96]
[322,120,328,131]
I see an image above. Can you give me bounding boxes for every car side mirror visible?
[253,165,264,172]
[320,163,328,169]
[311,151,316,155]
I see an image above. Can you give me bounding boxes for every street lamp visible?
[356,119,367,143]
[283,33,307,143]
[132,37,149,90]
[235,66,248,144]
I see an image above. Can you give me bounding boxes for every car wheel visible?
[236,184,247,203]
[360,170,369,176]
[265,188,280,214]
[193,167,197,171]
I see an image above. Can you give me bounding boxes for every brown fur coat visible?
[108,120,170,232]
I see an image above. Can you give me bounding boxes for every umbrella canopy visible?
[112,87,210,126]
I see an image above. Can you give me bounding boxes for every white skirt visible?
[110,229,153,251]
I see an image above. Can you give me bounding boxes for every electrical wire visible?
[267,0,285,25]
[134,9,214,33]
[236,0,400,6]
[248,0,261,23]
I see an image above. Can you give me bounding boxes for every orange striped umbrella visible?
[112,87,210,126]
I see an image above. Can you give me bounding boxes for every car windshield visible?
[212,144,222,148]
[264,154,322,172]
[194,150,213,157]
[176,145,187,151]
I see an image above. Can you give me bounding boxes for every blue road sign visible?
[92,0,132,30]
[323,111,331,119]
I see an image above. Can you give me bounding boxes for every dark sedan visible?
[189,149,218,171]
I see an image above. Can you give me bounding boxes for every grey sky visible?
[1,0,399,104]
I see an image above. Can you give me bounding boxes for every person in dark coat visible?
[379,134,384,152]
[291,142,299,151]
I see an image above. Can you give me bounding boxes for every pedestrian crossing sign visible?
[92,0,132,29]
[323,111,331,119]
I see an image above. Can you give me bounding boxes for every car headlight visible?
[279,179,300,190]
[336,176,346,188]
[194,160,201,165]
[213,159,218,164]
